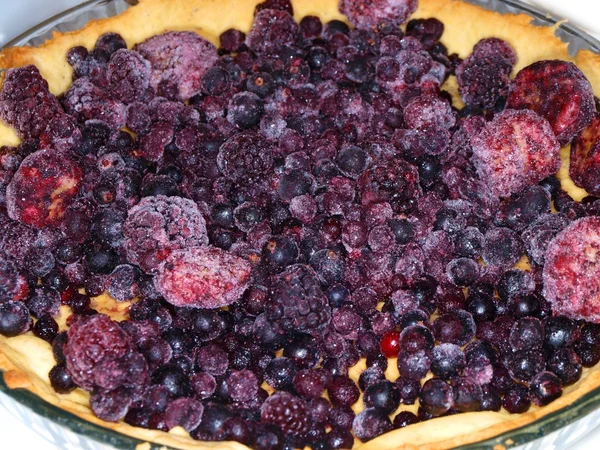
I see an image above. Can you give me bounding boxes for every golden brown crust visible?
[1,0,600,449]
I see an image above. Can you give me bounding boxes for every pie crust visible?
[1,0,600,449]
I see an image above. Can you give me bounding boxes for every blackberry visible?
[268,264,331,337]
[217,132,274,183]
[261,391,311,437]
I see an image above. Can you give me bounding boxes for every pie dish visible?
[2,0,600,449]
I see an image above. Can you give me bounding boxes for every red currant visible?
[380,330,400,358]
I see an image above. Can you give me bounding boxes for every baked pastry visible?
[2,0,600,449]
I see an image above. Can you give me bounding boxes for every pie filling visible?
[1,0,600,449]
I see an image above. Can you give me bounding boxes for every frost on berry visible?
[138,122,174,162]
[376,37,447,105]
[135,31,218,100]
[62,77,127,128]
[456,38,516,110]
[0,256,29,302]
[106,49,151,104]
[0,65,62,139]
[470,109,561,198]
[123,195,208,272]
[39,114,82,153]
[507,60,595,145]
[6,149,83,228]
[521,213,569,266]
[154,246,252,308]
[247,10,299,55]
[63,314,141,391]
[543,217,600,322]
[403,94,456,131]
[570,114,600,196]
[261,391,311,437]
[339,0,417,29]
[217,131,274,183]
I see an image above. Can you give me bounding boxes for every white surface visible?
[2,0,600,449]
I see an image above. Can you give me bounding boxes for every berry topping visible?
[6,149,83,228]
[123,195,208,272]
[62,78,127,128]
[570,114,600,196]
[135,31,218,100]
[0,65,62,139]
[217,132,274,183]
[154,247,251,308]
[507,60,595,145]
[470,109,561,198]
[247,10,300,55]
[543,217,600,322]
[261,391,311,437]
[339,0,417,29]
[106,49,151,104]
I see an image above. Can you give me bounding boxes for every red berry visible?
[380,330,400,358]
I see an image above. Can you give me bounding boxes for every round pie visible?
[2,0,600,449]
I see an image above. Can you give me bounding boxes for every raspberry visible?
[106,49,151,104]
[570,114,600,196]
[339,0,417,29]
[247,10,299,55]
[217,132,274,183]
[135,31,218,100]
[470,109,561,198]
[62,78,127,128]
[0,256,29,303]
[255,0,294,16]
[376,37,447,104]
[260,391,311,437]
[0,65,62,139]
[456,38,516,110]
[6,149,83,228]
[359,158,422,213]
[268,264,331,337]
[123,195,208,272]
[543,217,600,322]
[63,314,137,391]
[154,246,252,308]
[403,94,456,130]
[507,60,595,145]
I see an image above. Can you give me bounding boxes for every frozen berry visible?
[571,114,600,196]
[481,227,523,269]
[0,301,31,337]
[339,0,417,29]
[261,391,311,437]
[419,378,453,417]
[123,195,208,272]
[135,31,218,100]
[353,408,392,442]
[49,364,76,394]
[247,10,299,55]
[529,371,563,406]
[542,217,600,322]
[547,348,582,386]
[0,256,29,303]
[507,60,595,145]
[165,397,204,431]
[6,149,83,228]
[227,92,264,129]
[502,384,530,414]
[62,78,127,128]
[470,109,561,198]
[403,94,456,131]
[431,343,466,380]
[106,49,151,104]
[217,132,274,183]
[90,388,132,422]
[363,380,400,413]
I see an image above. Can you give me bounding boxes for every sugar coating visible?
[154,246,252,308]
[339,0,417,29]
[507,60,595,145]
[543,217,600,322]
[0,65,63,139]
[123,195,208,272]
[62,77,127,128]
[135,31,218,101]
[470,109,561,198]
[6,149,83,228]
[570,114,600,196]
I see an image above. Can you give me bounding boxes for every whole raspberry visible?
[507,60,595,145]
[339,0,417,29]
[154,246,252,308]
[217,132,274,183]
[456,38,516,110]
[123,195,208,272]
[359,158,422,213]
[0,65,62,139]
[570,114,600,196]
[260,391,311,437]
[375,37,447,105]
[0,256,29,303]
[62,77,127,128]
[6,149,83,228]
[470,109,561,198]
[543,217,600,322]
[135,31,218,100]
[268,264,331,337]
[247,9,300,55]
[106,49,151,104]
[63,314,138,391]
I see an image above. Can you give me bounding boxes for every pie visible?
[1,0,600,449]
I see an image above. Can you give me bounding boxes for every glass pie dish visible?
[2,0,600,449]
